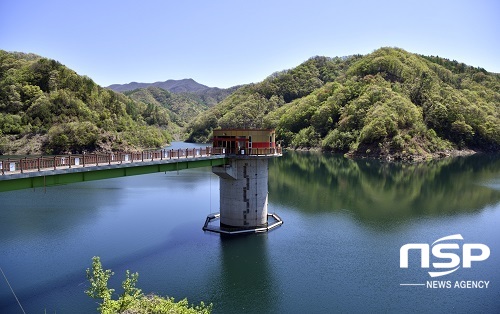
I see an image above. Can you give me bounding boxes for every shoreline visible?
[290,146,478,163]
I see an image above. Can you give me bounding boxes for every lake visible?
[1,143,499,313]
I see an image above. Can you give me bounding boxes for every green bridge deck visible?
[0,153,227,192]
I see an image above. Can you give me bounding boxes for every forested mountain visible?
[123,85,239,139]
[2,47,499,160]
[0,50,173,154]
[108,78,209,93]
[109,79,239,139]
[187,48,500,160]
[108,78,239,107]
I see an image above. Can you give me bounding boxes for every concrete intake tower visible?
[203,129,283,235]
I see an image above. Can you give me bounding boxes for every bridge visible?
[0,147,229,192]
[1,129,284,234]
[0,146,282,192]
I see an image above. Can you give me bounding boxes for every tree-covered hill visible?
[123,85,239,139]
[0,50,173,154]
[186,48,500,160]
[108,78,210,93]
[109,78,239,108]
[2,48,498,159]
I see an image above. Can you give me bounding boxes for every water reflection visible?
[1,148,499,313]
[212,235,278,314]
[0,182,121,243]
[0,164,219,313]
[269,152,500,223]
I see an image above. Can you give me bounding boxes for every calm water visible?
[1,144,500,313]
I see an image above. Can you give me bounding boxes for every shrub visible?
[85,257,212,314]
[322,129,358,152]
[291,126,320,148]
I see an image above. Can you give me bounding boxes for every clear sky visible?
[1,0,499,88]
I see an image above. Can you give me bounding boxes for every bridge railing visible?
[0,147,226,175]
[218,147,283,156]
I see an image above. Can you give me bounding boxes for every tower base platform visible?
[202,212,283,235]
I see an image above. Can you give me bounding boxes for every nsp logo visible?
[400,234,490,277]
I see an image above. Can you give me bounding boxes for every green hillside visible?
[107,78,210,93]
[2,48,498,160]
[187,48,500,160]
[0,51,173,154]
[123,85,238,139]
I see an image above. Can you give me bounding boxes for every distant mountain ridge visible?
[111,79,242,140]
[108,78,210,93]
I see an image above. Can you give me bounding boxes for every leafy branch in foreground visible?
[85,256,212,314]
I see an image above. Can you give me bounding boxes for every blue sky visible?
[1,0,499,88]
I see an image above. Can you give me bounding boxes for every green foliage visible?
[86,257,115,310]
[3,48,499,158]
[0,114,27,134]
[322,129,358,152]
[186,56,354,142]
[122,126,172,150]
[85,256,212,314]
[187,47,500,158]
[124,85,237,140]
[218,93,271,128]
[0,50,171,154]
[47,121,99,153]
[291,126,320,148]
[450,120,474,148]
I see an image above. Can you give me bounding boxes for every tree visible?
[85,256,212,314]
[85,257,115,313]
[0,50,172,154]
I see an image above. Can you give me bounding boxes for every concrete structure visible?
[205,129,282,234]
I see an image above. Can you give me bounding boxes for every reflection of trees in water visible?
[213,235,278,314]
[269,152,500,222]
